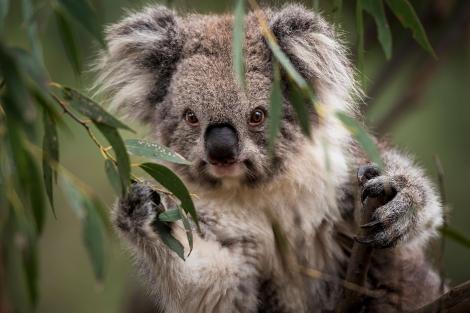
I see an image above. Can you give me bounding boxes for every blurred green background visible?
[3,0,470,312]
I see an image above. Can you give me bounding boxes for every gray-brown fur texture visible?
[94,4,443,313]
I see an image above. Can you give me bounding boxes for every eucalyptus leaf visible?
[159,208,182,222]
[355,0,365,85]
[125,139,190,165]
[154,221,185,260]
[179,206,193,253]
[104,159,122,195]
[22,239,39,307]
[95,122,130,194]
[42,109,59,217]
[385,0,435,57]
[362,0,392,59]
[140,163,199,230]
[56,85,133,131]
[268,62,283,151]
[336,112,384,169]
[21,0,43,64]
[82,198,106,281]
[54,6,81,75]
[288,81,311,137]
[441,226,470,250]
[232,0,245,87]
[58,0,104,46]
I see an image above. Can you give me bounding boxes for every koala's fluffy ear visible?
[93,6,183,122]
[270,5,358,110]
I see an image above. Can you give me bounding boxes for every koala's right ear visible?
[93,6,183,122]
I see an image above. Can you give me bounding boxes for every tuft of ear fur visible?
[92,6,183,122]
[270,4,359,112]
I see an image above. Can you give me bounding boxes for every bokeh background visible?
[4,0,470,312]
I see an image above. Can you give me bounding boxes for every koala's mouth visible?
[207,161,244,178]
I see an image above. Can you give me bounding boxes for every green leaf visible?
[268,62,283,151]
[335,112,384,169]
[179,206,193,253]
[140,163,199,230]
[21,0,43,64]
[362,0,392,59]
[153,221,185,260]
[355,0,365,85]
[58,0,104,46]
[42,109,59,217]
[0,0,9,30]
[53,6,81,75]
[125,139,190,165]
[27,154,45,234]
[232,0,245,87]
[61,176,106,280]
[159,208,182,222]
[332,0,343,20]
[104,159,122,195]
[441,226,470,250]
[94,122,130,195]
[82,198,106,281]
[288,81,311,137]
[385,0,435,57]
[56,85,133,131]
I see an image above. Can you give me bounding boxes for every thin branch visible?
[408,280,470,313]
[336,168,392,313]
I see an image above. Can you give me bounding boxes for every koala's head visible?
[95,4,356,189]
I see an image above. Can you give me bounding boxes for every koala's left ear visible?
[270,5,356,105]
[93,6,184,122]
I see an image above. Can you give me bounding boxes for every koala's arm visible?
[113,183,260,313]
[355,148,443,249]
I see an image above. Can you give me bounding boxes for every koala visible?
[94,4,444,313]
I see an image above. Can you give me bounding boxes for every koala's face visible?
[96,5,354,188]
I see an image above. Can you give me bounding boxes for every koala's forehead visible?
[167,13,273,116]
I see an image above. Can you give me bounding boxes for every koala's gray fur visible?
[94,4,443,313]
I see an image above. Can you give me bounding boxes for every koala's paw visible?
[356,164,418,249]
[114,182,164,234]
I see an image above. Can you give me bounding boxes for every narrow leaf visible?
[104,159,122,195]
[362,0,392,59]
[232,0,245,87]
[140,163,199,230]
[268,62,283,151]
[56,85,133,131]
[385,0,435,57]
[22,240,39,307]
[153,221,185,260]
[159,208,182,222]
[289,81,311,137]
[42,109,59,217]
[441,226,470,250]
[58,0,104,46]
[125,139,190,165]
[82,198,106,281]
[21,0,43,64]
[27,153,45,234]
[0,0,9,30]
[179,206,193,253]
[53,6,81,74]
[61,176,106,280]
[336,112,384,169]
[94,122,130,195]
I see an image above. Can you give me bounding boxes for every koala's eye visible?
[184,110,199,126]
[249,108,265,126]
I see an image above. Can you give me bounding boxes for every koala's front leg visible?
[113,182,261,313]
[356,149,443,249]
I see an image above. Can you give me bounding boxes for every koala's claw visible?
[356,168,415,249]
[115,182,164,232]
[357,163,381,186]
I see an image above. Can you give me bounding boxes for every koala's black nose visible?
[205,124,239,165]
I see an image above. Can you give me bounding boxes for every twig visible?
[336,169,391,313]
[408,280,470,313]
